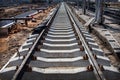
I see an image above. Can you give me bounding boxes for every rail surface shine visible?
[0,3,120,80]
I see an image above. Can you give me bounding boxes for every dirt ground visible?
[0,38,8,53]
[0,7,52,69]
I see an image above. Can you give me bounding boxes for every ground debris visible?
[0,7,52,69]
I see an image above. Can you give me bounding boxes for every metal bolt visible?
[87,65,93,71]
[25,64,32,72]
[76,36,79,40]
[80,46,84,51]
[35,45,42,51]
[99,65,104,71]
[75,33,78,36]
[42,36,45,40]
[83,54,88,60]
[31,55,37,60]
[15,66,19,71]
[93,54,97,59]
[78,41,82,45]
[23,56,26,60]
[40,40,44,45]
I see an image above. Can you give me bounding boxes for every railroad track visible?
[0,2,120,80]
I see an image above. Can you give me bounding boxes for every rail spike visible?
[87,65,94,71]
[83,54,88,60]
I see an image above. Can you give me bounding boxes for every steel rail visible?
[12,29,45,80]
[11,3,106,80]
[11,5,60,80]
[65,3,106,80]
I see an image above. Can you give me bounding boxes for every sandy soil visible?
[0,38,8,53]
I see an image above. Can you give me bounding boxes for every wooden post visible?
[25,20,28,27]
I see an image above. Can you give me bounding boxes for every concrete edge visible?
[72,7,120,59]
[91,26,120,56]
